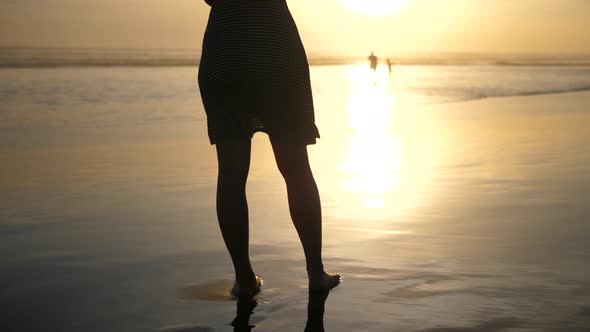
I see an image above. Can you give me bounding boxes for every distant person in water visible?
[387,58,393,76]
[198,0,341,297]
[368,51,379,72]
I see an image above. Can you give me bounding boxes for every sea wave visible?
[431,84,590,104]
[387,65,590,104]
[505,85,590,97]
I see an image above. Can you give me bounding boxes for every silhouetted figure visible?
[368,51,378,72]
[198,0,340,297]
[386,58,393,76]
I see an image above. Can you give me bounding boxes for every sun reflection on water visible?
[341,65,404,209]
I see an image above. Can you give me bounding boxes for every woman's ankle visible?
[306,265,325,279]
[236,270,256,284]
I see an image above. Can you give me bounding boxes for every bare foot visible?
[231,275,263,298]
[309,272,341,293]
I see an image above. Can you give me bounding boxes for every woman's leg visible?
[215,138,257,290]
[270,138,340,291]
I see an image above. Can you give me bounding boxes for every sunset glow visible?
[338,0,409,16]
[1,1,589,54]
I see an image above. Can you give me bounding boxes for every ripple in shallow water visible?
[178,279,235,302]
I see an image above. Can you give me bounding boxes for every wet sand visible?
[1,66,589,331]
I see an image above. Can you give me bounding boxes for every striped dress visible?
[198,0,320,145]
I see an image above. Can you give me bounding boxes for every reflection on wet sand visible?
[342,65,403,210]
[304,291,330,332]
[231,290,332,332]
[177,279,334,331]
[231,297,257,332]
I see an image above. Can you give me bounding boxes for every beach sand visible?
[1,66,589,331]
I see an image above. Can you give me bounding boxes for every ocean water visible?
[1,64,590,130]
[1,63,590,331]
[2,47,590,67]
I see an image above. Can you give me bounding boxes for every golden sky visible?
[1,0,589,54]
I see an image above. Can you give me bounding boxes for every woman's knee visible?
[216,139,251,183]
[271,141,312,181]
[218,163,249,185]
